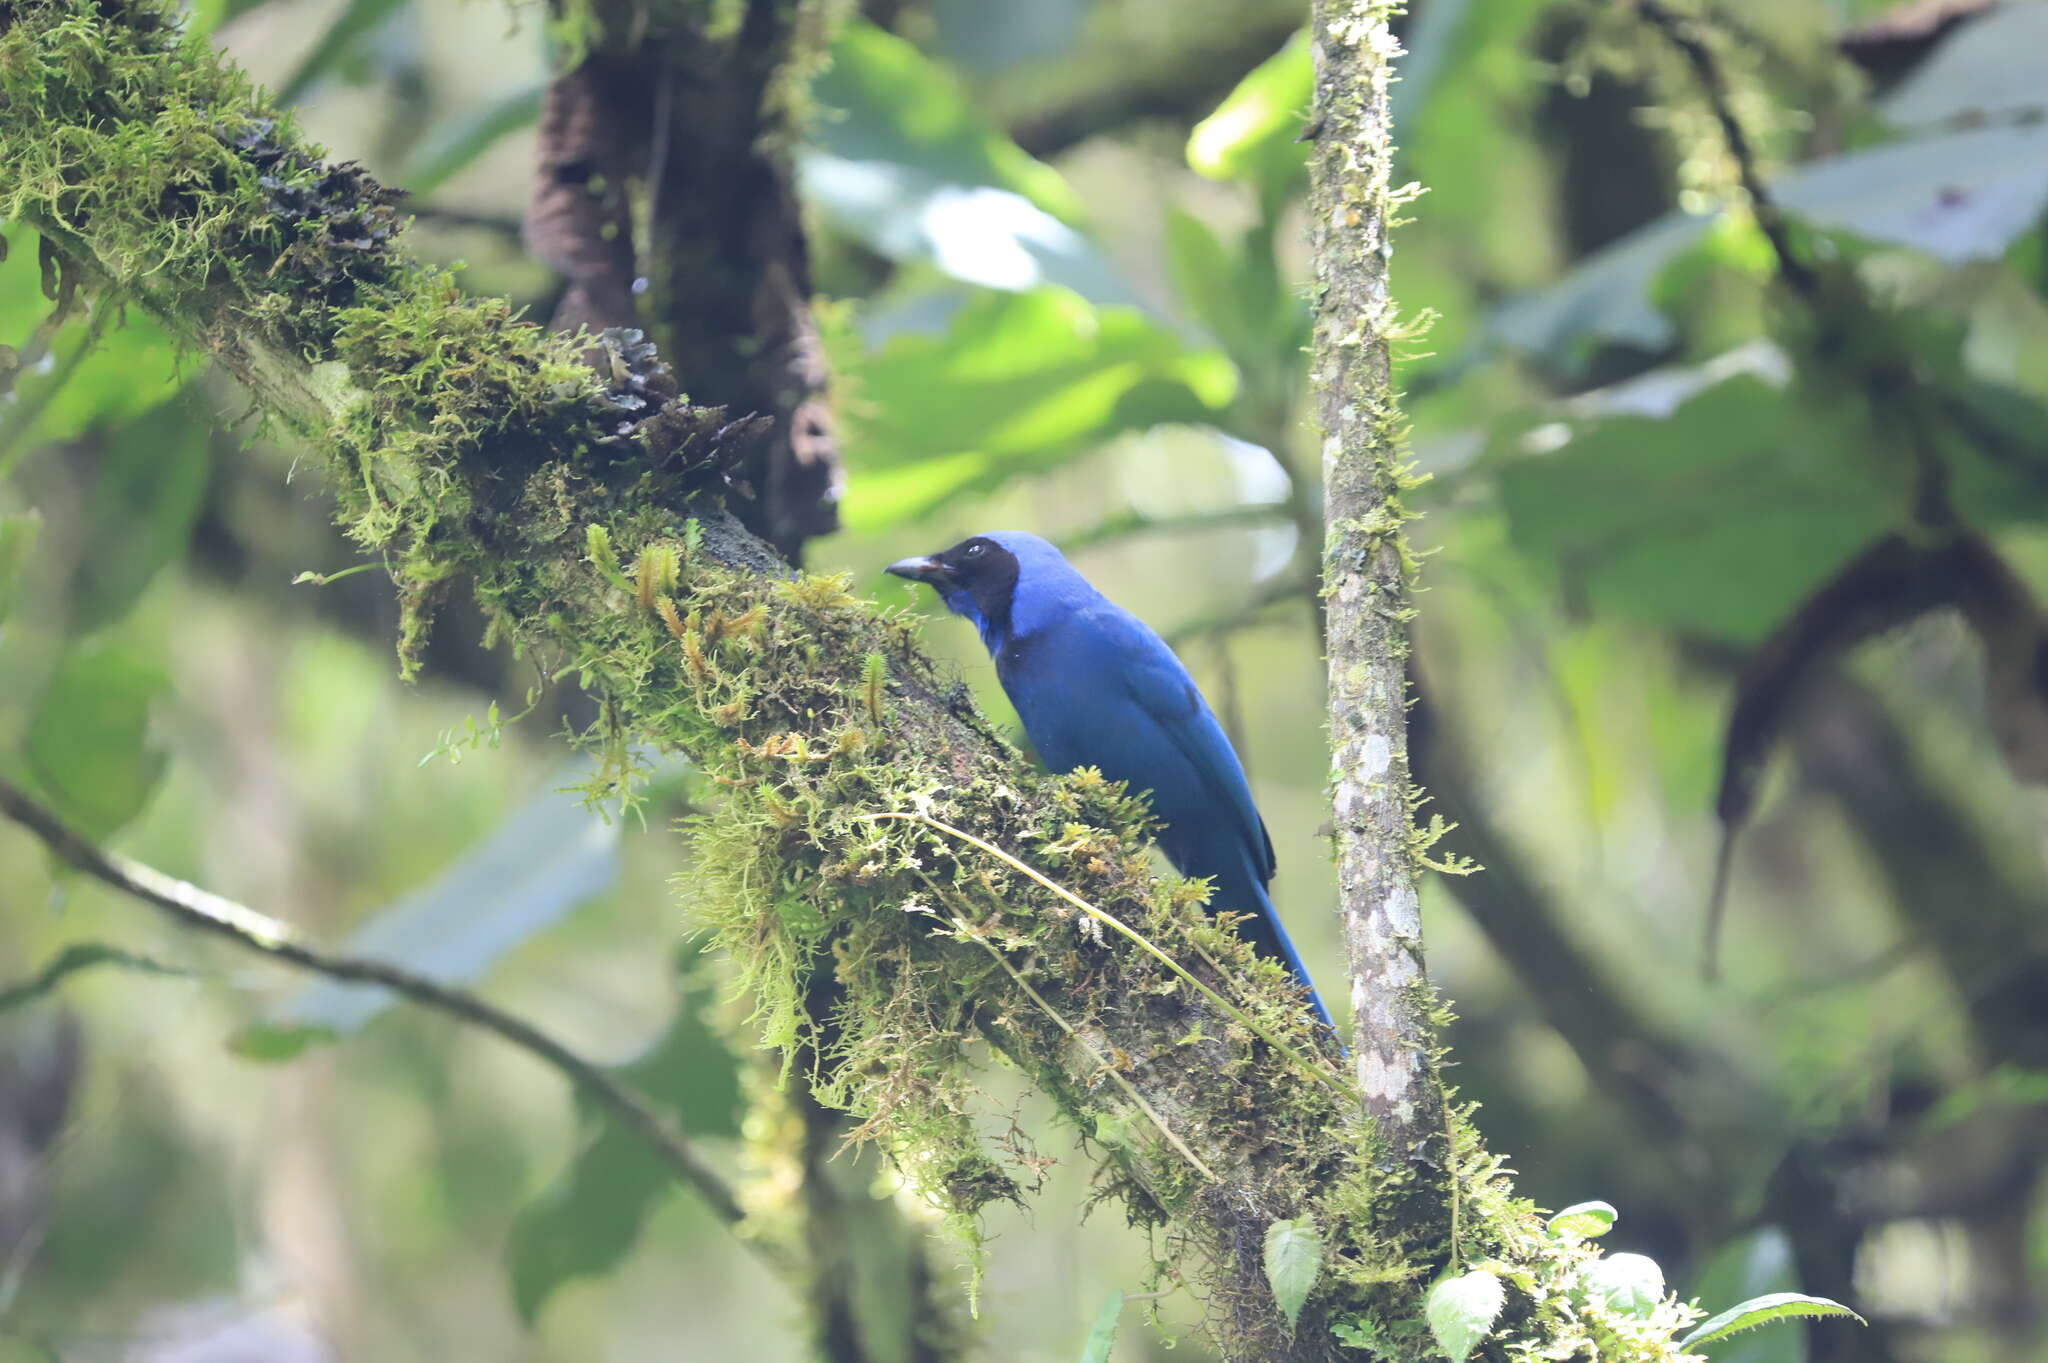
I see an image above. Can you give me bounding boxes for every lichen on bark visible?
[1309,0,1445,1187]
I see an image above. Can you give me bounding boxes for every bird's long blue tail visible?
[1215,870,1336,1032]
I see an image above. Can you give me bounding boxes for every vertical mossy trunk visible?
[1308,0,1448,1228]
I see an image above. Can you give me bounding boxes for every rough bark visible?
[1308,0,1447,1206]
[524,0,843,562]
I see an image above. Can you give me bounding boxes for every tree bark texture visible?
[1308,0,1446,1197]
[524,0,843,561]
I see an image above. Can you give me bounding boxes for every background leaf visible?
[838,288,1234,528]
[264,772,622,1040]
[803,22,1129,303]
[1186,30,1310,206]
[20,641,166,839]
[504,968,744,1323]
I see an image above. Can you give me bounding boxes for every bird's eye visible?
[964,542,985,559]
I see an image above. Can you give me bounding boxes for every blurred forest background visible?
[3,0,2047,1360]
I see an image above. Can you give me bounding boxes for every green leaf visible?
[400,85,544,195]
[226,1023,341,1063]
[839,288,1234,528]
[1187,29,1311,207]
[1496,374,1892,642]
[0,509,39,623]
[1684,1229,1801,1363]
[1262,1215,1323,1332]
[69,404,210,630]
[1679,1293,1866,1351]
[505,968,743,1322]
[1545,1200,1618,1239]
[803,23,1126,301]
[1164,210,1302,383]
[269,773,620,1038]
[1425,1269,1504,1361]
[0,233,189,465]
[1494,118,2048,358]
[22,641,167,839]
[1078,1289,1123,1363]
[25,315,185,449]
[1578,1252,1665,1319]
[1332,1317,1387,1351]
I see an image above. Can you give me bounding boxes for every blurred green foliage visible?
[3,0,2047,1359]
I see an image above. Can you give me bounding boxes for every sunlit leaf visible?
[1679,1293,1865,1352]
[1188,29,1310,206]
[1263,1215,1323,1332]
[22,641,167,839]
[803,22,1129,302]
[69,403,210,631]
[839,288,1234,528]
[1579,1253,1664,1318]
[1425,1269,1504,1361]
[1545,1200,1618,1239]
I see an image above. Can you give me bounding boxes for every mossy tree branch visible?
[0,3,1710,1356]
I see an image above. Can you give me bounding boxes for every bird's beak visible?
[886,554,951,588]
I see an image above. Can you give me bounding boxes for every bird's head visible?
[886,533,1020,636]
[887,531,1072,649]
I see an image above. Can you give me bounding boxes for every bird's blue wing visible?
[1007,605,1271,881]
[999,604,1333,1029]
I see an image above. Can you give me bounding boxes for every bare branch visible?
[0,775,784,1278]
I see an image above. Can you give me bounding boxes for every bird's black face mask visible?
[886,535,1021,644]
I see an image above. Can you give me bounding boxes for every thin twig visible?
[1637,0,1819,300]
[0,775,787,1277]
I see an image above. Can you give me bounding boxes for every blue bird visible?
[888,531,1334,1029]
